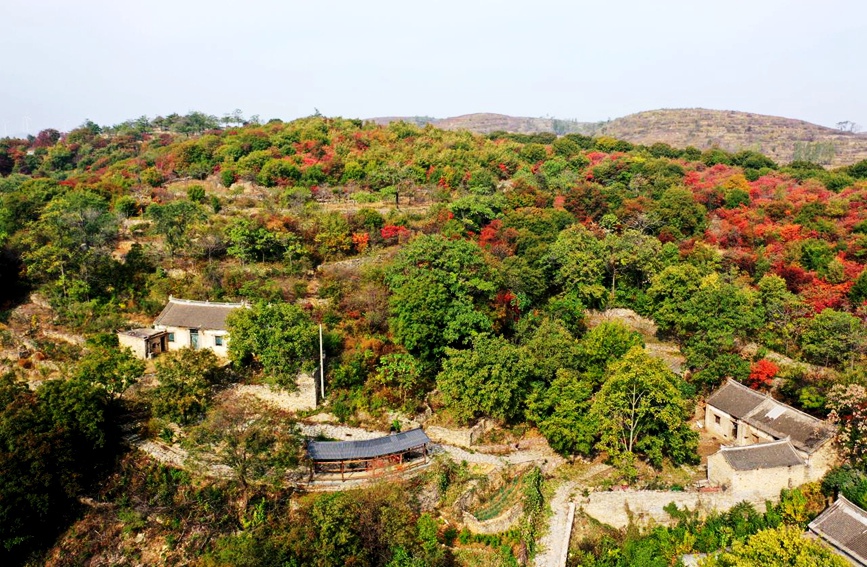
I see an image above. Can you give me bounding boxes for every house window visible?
[714,415,721,425]
[168,332,175,342]
[732,423,739,439]
[215,336,223,347]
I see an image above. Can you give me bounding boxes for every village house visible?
[151,296,248,358]
[808,496,867,566]
[704,379,837,493]
[117,327,168,360]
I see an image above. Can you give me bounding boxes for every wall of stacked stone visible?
[581,490,777,530]
[462,503,524,534]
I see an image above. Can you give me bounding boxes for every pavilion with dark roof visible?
[307,428,431,481]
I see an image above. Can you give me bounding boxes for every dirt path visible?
[535,482,576,567]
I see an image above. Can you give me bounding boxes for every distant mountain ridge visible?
[368,113,599,136]
[369,109,867,167]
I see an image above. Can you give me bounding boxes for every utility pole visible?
[319,324,325,401]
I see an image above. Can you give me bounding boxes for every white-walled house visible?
[152,296,248,358]
[117,328,168,359]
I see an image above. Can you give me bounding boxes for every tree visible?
[575,321,644,386]
[226,218,283,263]
[701,525,848,566]
[0,373,109,557]
[801,309,866,368]
[185,397,302,494]
[374,353,424,408]
[145,200,206,256]
[590,346,698,472]
[386,235,495,364]
[151,348,221,424]
[648,264,703,335]
[73,338,145,401]
[521,317,582,383]
[525,369,596,456]
[546,224,607,307]
[226,302,315,387]
[436,334,537,424]
[827,384,867,464]
[651,186,707,238]
[20,190,118,299]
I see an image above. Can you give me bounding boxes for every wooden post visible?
[340,461,345,482]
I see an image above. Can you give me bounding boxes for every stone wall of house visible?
[581,490,775,530]
[707,452,809,495]
[705,406,776,447]
[158,325,230,358]
[807,442,839,482]
[118,333,147,359]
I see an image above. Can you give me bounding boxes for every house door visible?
[190,329,199,349]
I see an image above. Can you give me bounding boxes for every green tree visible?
[73,335,145,401]
[801,309,866,368]
[151,348,221,424]
[651,186,707,238]
[522,317,582,383]
[436,334,538,424]
[185,399,302,493]
[374,353,424,408]
[590,346,698,473]
[226,302,316,387]
[546,224,607,307]
[386,235,495,364]
[525,369,596,455]
[226,218,283,263]
[575,321,644,386]
[701,525,848,566]
[20,190,118,299]
[145,200,206,256]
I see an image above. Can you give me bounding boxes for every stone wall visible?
[581,490,776,530]
[426,419,491,448]
[233,372,318,413]
[462,503,523,534]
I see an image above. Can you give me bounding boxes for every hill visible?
[597,108,867,167]
[369,112,599,135]
[372,109,867,166]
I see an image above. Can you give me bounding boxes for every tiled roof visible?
[153,297,246,330]
[809,496,867,565]
[307,428,431,462]
[120,328,166,339]
[708,379,835,454]
[706,379,765,419]
[718,438,805,471]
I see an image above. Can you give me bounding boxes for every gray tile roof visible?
[307,428,431,462]
[120,328,166,339]
[708,379,835,454]
[706,378,765,419]
[809,496,867,565]
[153,297,247,330]
[718,439,805,471]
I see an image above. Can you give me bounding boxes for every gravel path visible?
[535,482,576,567]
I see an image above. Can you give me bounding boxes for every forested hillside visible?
[2,112,867,565]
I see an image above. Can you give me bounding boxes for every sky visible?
[1,0,865,136]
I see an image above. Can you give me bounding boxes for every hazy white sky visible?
[1,0,864,135]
